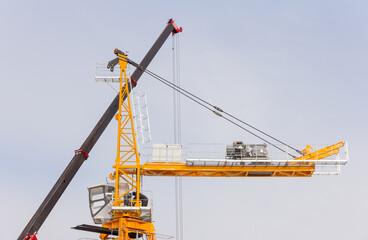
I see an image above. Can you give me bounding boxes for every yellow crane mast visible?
[100,50,155,240]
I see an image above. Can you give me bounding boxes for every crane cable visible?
[123,57,302,158]
[128,58,300,158]
[147,69,298,158]
[172,34,184,240]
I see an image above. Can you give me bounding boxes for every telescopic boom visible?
[18,19,182,240]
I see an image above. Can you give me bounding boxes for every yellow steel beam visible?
[290,142,344,165]
[102,218,155,240]
[122,163,315,177]
[118,142,345,178]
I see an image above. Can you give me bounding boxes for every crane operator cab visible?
[88,183,152,224]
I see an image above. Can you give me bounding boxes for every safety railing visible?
[77,232,174,240]
[94,63,122,83]
[185,142,349,175]
[140,142,348,175]
[155,233,174,239]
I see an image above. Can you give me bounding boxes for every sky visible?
[1,0,368,239]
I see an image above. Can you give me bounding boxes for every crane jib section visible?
[119,142,346,178]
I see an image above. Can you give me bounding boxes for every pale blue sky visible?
[1,0,367,239]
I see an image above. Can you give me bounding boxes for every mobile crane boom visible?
[18,19,182,240]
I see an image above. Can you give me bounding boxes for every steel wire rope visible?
[172,34,184,240]
[143,69,297,158]
[172,35,180,240]
[104,79,118,93]
[123,58,299,158]
[144,67,302,155]
[177,35,184,240]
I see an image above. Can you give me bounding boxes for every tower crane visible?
[19,19,348,240]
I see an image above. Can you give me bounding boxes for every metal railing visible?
[95,63,122,82]
[140,142,349,175]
